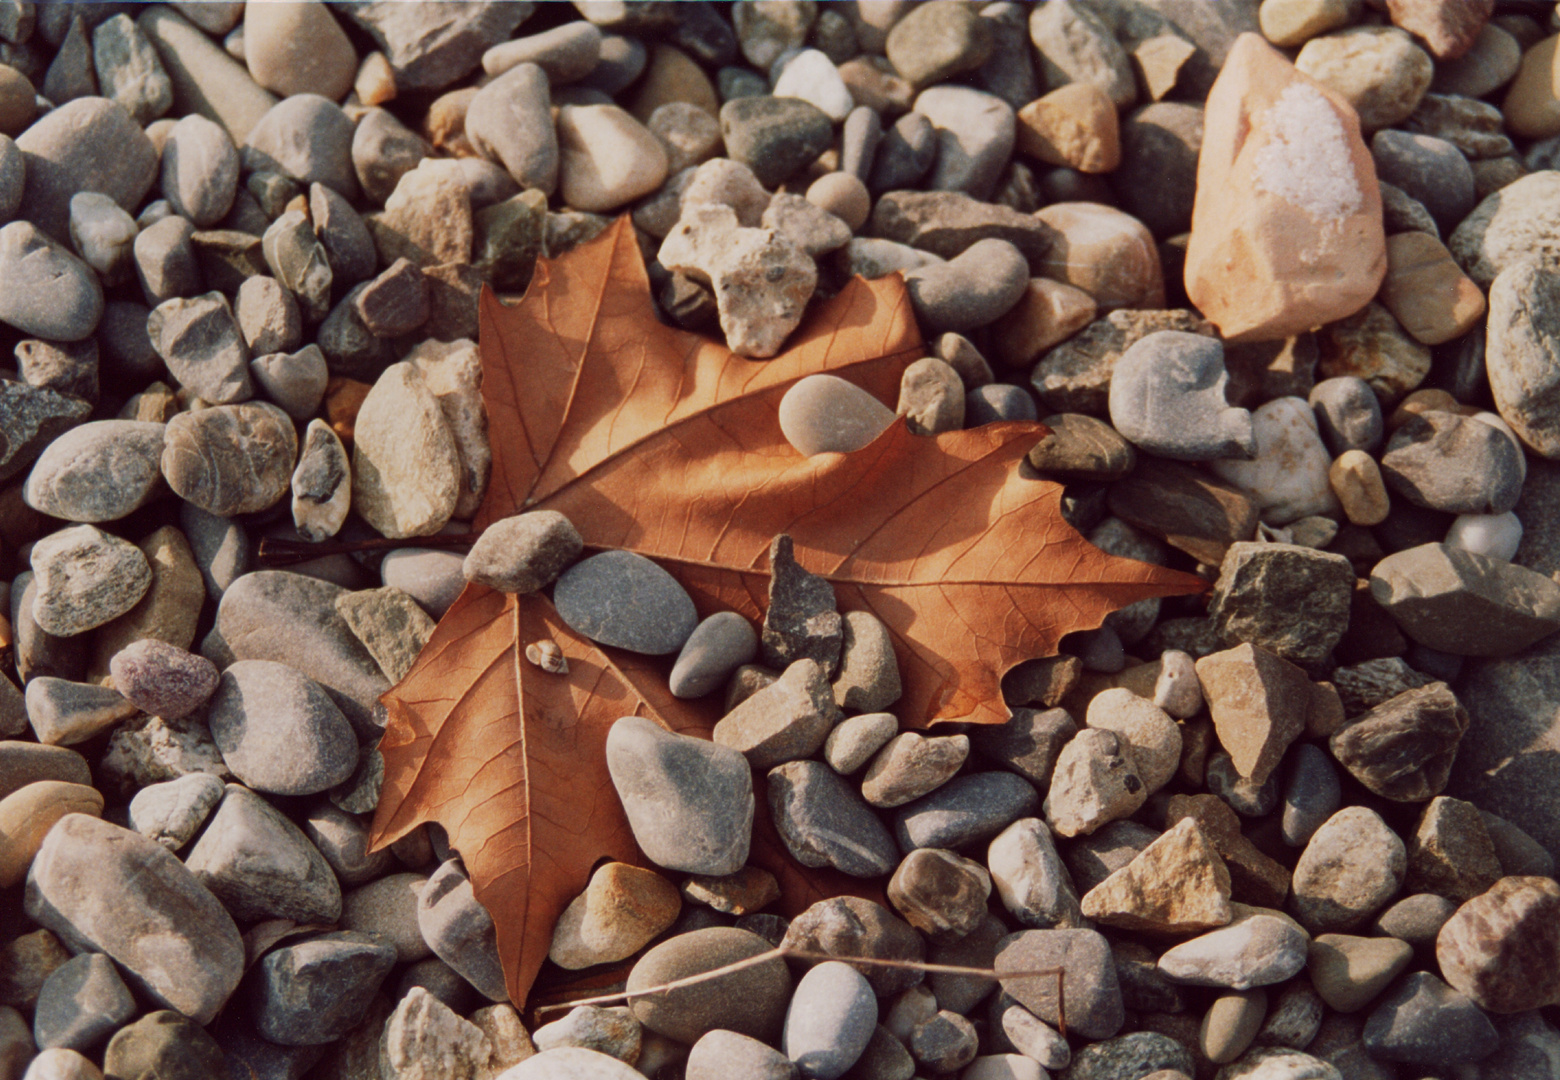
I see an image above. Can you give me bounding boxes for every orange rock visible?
[1380,232,1486,345]
[325,377,372,443]
[1035,202,1164,311]
[1184,34,1386,343]
[988,278,1098,368]
[1015,83,1121,174]
[1504,34,1560,139]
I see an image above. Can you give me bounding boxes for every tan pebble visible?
[1080,817,1232,933]
[550,862,682,970]
[1385,387,1470,432]
[1185,34,1386,342]
[630,43,719,122]
[243,0,357,102]
[1329,450,1390,527]
[355,51,396,107]
[0,63,36,137]
[1134,34,1198,101]
[805,172,870,233]
[988,278,1097,368]
[1201,988,1267,1063]
[1035,202,1163,311]
[0,781,104,887]
[1308,933,1412,1012]
[1259,0,1355,48]
[1016,83,1121,174]
[1379,232,1486,346]
[1294,26,1434,130]
[556,105,669,213]
[1505,34,1560,139]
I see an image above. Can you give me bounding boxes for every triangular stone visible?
[1080,817,1233,933]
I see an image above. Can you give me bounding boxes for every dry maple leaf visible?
[371,217,1204,1009]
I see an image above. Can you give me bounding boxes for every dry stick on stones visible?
[256,532,481,566]
[534,947,1071,1034]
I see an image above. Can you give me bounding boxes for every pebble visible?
[1029,0,1135,109]
[1016,83,1120,174]
[0,780,103,889]
[377,987,494,1080]
[24,814,243,1024]
[1208,397,1340,526]
[1381,410,1524,515]
[715,658,840,770]
[15,96,157,241]
[685,1029,796,1080]
[1185,35,1386,342]
[607,716,753,876]
[659,203,815,357]
[215,569,388,735]
[1307,934,1412,1014]
[1156,911,1311,990]
[349,362,461,539]
[1436,875,1560,1013]
[554,549,699,656]
[1035,201,1164,311]
[1487,258,1560,457]
[777,374,896,456]
[1504,32,1560,138]
[250,931,397,1047]
[627,927,791,1046]
[862,732,968,809]
[718,95,830,190]
[1371,130,1476,232]
[1211,542,1355,665]
[1082,817,1234,933]
[106,639,216,720]
[887,847,992,943]
[0,220,104,342]
[1202,989,1267,1064]
[1043,727,1147,838]
[532,1006,640,1063]
[126,772,222,852]
[501,1047,643,1079]
[1295,26,1434,129]
[823,712,898,775]
[903,237,1029,332]
[910,1010,978,1074]
[1362,971,1499,1065]
[1109,331,1254,462]
[147,291,253,404]
[66,192,136,285]
[417,857,506,1003]
[1309,377,1384,456]
[242,0,356,101]
[1369,542,1560,656]
[102,1011,227,1080]
[462,511,582,597]
[1281,745,1341,848]
[290,420,351,543]
[1194,643,1310,787]
[186,783,341,923]
[995,928,1123,1040]
[262,210,333,320]
[161,401,297,517]
[1290,807,1406,933]
[205,659,358,796]
[28,526,151,638]
[782,962,876,1080]
[556,104,668,212]
[243,93,358,200]
[768,759,898,879]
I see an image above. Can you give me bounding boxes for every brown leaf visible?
[373,217,1205,1009]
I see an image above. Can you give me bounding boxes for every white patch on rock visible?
[1252,83,1362,222]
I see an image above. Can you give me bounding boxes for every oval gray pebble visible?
[554,550,698,656]
[670,611,759,698]
[205,659,360,796]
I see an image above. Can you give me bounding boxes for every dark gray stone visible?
[760,534,842,678]
[249,931,397,1046]
[1210,542,1356,666]
[1113,103,1204,239]
[893,771,1040,853]
[0,220,103,341]
[1281,744,1341,848]
[554,549,699,656]
[782,897,925,997]
[768,760,899,878]
[1362,972,1499,1066]
[103,1010,227,1080]
[147,291,252,404]
[0,382,91,484]
[1371,129,1476,232]
[32,952,135,1053]
[1309,376,1384,456]
[1380,411,1525,516]
[868,111,937,194]
[867,189,1054,267]
[1065,1032,1195,1080]
[720,95,833,189]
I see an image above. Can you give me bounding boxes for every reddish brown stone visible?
[1437,876,1560,1013]
[1386,0,1494,60]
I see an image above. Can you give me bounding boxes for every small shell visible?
[525,640,568,674]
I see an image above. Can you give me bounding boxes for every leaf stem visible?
[255,533,482,567]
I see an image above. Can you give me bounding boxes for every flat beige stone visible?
[1184,33,1386,343]
[0,781,103,887]
[1380,232,1487,346]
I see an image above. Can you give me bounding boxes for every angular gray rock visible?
[185,783,342,923]
[1370,543,1560,656]
[417,858,509,1003]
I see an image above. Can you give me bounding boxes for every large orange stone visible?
[1184,34,1386,343]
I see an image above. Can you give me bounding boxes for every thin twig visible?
[533,946,1067,1032]
[255,533,481,567]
